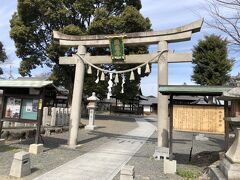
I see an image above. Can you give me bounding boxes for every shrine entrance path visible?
[34,118,155,180]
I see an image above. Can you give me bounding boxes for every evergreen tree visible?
[10,0,151,100]
[0,42,7,75]
[192,35,233,85]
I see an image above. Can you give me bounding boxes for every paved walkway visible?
[34,118,155,180]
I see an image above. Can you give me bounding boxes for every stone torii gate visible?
[53,19,203,150]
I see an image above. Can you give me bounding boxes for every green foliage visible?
[0,145,21,153]
[88,6,151,34]
[83,69,108,100]
[176,168,201,180]
[10,0,151,101]
[192,35,233,85]
[88,6,151,101]
[0,42,7,75]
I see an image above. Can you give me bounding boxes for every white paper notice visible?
[26,102,33,112]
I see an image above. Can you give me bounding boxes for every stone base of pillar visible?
[220,157,240,179]
[209,158,240,180]
[153,147,169,160]
[85,125,97,130]
[29,144,43,155]
[163,159,177,174]
[208,161,225,180]
[60,144,83,149]
[209,126,240,179]
[208,157,240,180]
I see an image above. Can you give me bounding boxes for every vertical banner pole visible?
[35,88,45,144]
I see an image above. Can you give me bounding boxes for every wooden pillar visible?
[68,45,86,148]
[224,100,229,151]
[35,88,45,144]
[0,91,5,139]
[157,41,169,148]
[169,94,173,160]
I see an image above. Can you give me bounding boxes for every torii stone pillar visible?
[68,45,86,148]
[158,41,169,147]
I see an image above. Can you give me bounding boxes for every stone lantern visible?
[209,87,240,179]
[85,92,99,130]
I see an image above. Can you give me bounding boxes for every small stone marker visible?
[120,165,135,180]
[29,144,43,154]
[153,147,169,160]
[9,151,31,177]
[163,159,177,174]
[195,133,209,141]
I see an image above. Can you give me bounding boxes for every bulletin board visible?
[4,97,39,121]
[20,99,38,120]
[173,105,225,134]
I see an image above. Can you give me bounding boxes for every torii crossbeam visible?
[53,19,203,155]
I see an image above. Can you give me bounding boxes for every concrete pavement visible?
[34,118,155,180]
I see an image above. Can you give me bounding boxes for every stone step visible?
[209,166,226,180]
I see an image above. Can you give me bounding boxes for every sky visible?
[0,0,239,96]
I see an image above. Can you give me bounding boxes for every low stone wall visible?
[42,107,71,127]
[3,122,37,128]
[2,107,71,128]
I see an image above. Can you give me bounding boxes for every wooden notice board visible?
[173,105,225,134]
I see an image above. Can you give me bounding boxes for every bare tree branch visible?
[206,0,240,48]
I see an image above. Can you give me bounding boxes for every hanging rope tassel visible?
[121,74,125,94]
[137,67,141,75]
[95,70,99,83]
[100,71,105,81]
[145,63,150,73]
[114,73,119,84]
[87,65,92,74]
[107,73,113,99]
[130,71,135,81]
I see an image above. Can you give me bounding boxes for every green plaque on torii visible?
[109,36,125,62]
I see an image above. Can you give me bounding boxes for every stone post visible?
[15,122,23,127]
[63,108,68,126]
[3,121,10,128]
[50,107,56,126]
[67,108,71,125]
[85,92,99,130]
[68,45,86,148]
[157,41,169,148]
[59,108,64,126]
[55,108,60,126]
[42,107,48,126]
[11,122,15,128]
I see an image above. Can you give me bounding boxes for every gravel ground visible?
[0,115,225,180]
[0,115,138,180]
[113,131,183,180]
[113,116,224,180]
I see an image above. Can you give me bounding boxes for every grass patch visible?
[176,168,201,180]
[0,145,21,153]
